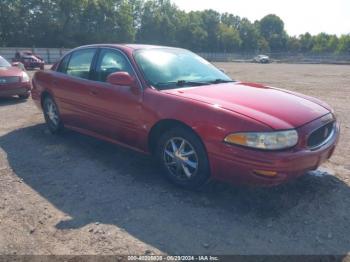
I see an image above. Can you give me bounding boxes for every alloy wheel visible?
[163,137,199,180]
[45,98,59,127]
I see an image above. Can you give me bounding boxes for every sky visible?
[171,0,350,36]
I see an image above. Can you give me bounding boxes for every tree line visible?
[0,0,349,54]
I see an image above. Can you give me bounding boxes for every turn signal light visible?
[254,170,278,177]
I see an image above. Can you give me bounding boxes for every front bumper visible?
[209,118,340,186]
[0,82,31,97]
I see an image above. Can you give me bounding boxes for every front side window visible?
[134,48,232,90]
[66,49,96,80]
[95,49,133,82]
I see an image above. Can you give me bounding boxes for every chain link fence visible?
[0,47,70,64]
[198,52,350,64]
[1,47,349,64]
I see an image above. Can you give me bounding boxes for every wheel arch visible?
[147,119,207,155]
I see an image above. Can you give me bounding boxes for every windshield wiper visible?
[208,79,235,84]
[154,79,235,89]
[155,80,208,87]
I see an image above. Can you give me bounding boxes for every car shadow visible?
[0,97,27,106]
[0,124,349,255]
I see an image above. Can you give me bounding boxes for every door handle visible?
[89,90,98,95]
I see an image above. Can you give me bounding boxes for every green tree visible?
[336,34,350,53]
[217,23,241,52]
[286,36,301,53]
[258,14,287,51]
[299,33,313,53]
[312,33,338,53]
[221,13,241,30]
[238,18,259,52]
[200,9,221,51]
[137,0,180,45]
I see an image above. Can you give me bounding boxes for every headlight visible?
[224,130,299,150]
[22,72,30,82]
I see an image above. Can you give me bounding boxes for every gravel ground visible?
[0,63,349,256]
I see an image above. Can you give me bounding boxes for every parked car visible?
[32,44,339,189]
[254,54,270,63]
[0,56,31,99]
[13,50,45,70]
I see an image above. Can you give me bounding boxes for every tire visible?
[42,95,63,134]
[18,93,30,100]
[156,127,210,189]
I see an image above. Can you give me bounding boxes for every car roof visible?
[74,43,183,52]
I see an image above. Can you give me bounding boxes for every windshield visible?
[0,57,11,68]
[134,48,233,90]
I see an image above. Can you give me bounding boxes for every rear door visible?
[50,48,99,129]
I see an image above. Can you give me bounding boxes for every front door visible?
[86,48,144,149]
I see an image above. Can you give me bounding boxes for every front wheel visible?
[43,95,63,134]
[156,127,210,189]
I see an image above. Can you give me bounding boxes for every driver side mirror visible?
[107,72,139,94]
[107,72,136,87]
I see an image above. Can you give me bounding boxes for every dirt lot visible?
[0,63,349,256]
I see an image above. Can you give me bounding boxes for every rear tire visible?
[156,127,210,189]
[43,95,63,134]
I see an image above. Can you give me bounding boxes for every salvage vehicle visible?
[13,50,45,70]
[32,44,339,188]
[254,54,270,64]
[0,56,31,99]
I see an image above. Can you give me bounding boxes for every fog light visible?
[254,170,278,177]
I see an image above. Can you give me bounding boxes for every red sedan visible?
[0,56,31,99]
[32,44,340,188]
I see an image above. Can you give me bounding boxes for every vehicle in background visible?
[32,44,339,189]
[13,50,45,70]
[253,54,270,64]
[0,56,31,99]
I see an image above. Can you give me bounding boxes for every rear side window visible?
[57,54,70,73]
[66,49,96,80]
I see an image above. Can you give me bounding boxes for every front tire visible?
[43,95,63,134]
[156,127,210,189]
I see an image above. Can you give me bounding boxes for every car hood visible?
[163,82,330,130]
[0,66,23,77]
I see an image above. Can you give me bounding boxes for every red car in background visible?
[0,56,31,99]
[13,50,45,70]
[32,44,339,189]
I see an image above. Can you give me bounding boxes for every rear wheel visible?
[156,127,210,189]
[43,95,63,134]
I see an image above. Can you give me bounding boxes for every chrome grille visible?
[0,76,20,84]
[307,122,335,148]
